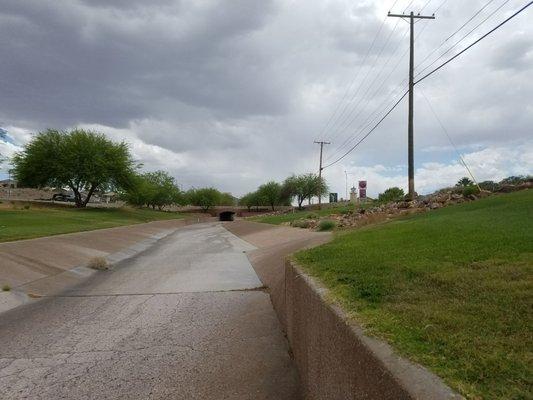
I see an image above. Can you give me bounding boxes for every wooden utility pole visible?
[388,10,435,200]
[314,141,330,209]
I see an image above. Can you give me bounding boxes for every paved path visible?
[0,223,301,399]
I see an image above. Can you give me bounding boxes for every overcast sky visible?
[1,0,531,197]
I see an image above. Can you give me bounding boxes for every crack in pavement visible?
[41,286,268,298]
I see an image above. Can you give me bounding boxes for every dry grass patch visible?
[88,256,109,270]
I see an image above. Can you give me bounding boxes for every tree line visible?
[11,128,234,210]
[239,174,328,211]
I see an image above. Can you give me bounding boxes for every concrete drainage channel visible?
[279,260,463,400]
[0,217,214,314]
[0,228,178,313]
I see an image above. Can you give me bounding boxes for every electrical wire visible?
[416,0,532,84]
[324,24,410,145]
[323,90,409,169]
[326,17,432,161]
[415,0,513,79]
[420,0,434,13]
[317,0,402,142]
[414,0,497,72]
[322,17,404,141]
[322,1,532,169]
[419,89,480,188]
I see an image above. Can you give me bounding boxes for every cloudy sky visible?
[1,0,531,198]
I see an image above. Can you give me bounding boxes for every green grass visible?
[250,203,364,225]
[295,190,533,399]
[0,204,186,242]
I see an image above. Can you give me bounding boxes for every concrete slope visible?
[222,220,331,324]
[0,222,301,400]
[0,219,190,289]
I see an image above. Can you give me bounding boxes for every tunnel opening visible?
[219,211,235,221]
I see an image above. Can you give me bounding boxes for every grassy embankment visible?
[295,190,532,400]
[249,202,366,225]
[0,202,186,242]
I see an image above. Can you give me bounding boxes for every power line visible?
[420,0,434,13]
[323,90,408,169]
[415,0,513,79]
[322,17,404,141]
[326,18,432,161]
[323,1,532,171]
[419,89,480,188]
[433,0,449,14]
[416,0,533,84]
[322,0,441,148]
[317,0,402,142]
[324,24,409,145]
[414,0,497,72]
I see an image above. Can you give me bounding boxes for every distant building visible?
[0,179,17,189]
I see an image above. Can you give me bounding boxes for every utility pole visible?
[388,10,435,200]
[344,170,348,201]
[314,141,330,209]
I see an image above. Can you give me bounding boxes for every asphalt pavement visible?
[0,223,301,399]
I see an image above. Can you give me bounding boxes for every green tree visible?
[239,192,257,211]
[283,173,328,210]
[456,177,474,187]
[0,129,6,165]
[219,192,236,206]
[257,181,282,211]
[133,171,182,210]
[12,129,134,208]
[478,180,499,192]
[121,174,154,207]
[378,187,405,202]
[186,187,222,212]
[499,175,528,185]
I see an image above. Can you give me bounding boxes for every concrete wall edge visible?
[284,258,464,400]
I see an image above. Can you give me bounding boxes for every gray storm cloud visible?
[0,0,531,195]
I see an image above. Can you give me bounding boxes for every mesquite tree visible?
[13,129,134,207]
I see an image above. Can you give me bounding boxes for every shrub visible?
[88,257,109,270]
[499,175,528,185]
[378,187,405,202]
[306,212,318,219]
[478,180,499,192]
[462,185,480,197]
[456,177,474,187]
[2,284,11,291]
[291,219,311,228]
[318,219,336,231]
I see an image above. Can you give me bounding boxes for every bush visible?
[318,219,336,231]
[378,187,405,203]
[306,212,318,219]
[291,219,311,228]
[456,177,474,187]
[88,257,109,270]
[462,185,480,197]
[499,175,529,185]
[2,284,11,292]
[478,180,499,192]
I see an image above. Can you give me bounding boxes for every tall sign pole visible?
[388,10,435,199]
[314,141,330,209]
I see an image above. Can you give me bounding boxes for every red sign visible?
[359,181,367,198]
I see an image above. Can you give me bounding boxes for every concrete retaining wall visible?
[281,260,462,400]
